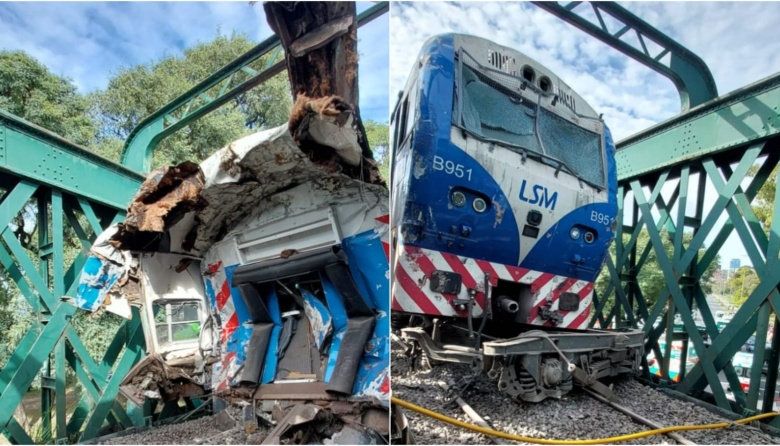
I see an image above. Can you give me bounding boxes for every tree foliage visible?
[594,229,720,321]
[364,120,390,179]
[0,52,99,369]
[0,51,97,146]
[749,164,777,234]
[90,32,292,168]
[726,266,760,307]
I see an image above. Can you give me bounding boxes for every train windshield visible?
[456,61,605,187]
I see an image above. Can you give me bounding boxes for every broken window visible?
[153,301,201,345]
[454,50,606,187]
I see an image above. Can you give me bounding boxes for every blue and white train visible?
[390,34,643,402]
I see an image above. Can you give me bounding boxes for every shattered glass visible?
[153,301,200,344]
[155,324,170,344]
[171,302,200,323]
[153,303,167,324]
[455,55,605,186]
[460,64,540,153]
[538,109,604,186]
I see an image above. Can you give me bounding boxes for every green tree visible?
[748,164,777,233]
[727,266,759,307]
[0,51,97,146]
[594,229,720,320]
[90,31,292,168]
[364,120,389,179]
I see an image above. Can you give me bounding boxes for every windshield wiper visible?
[463,130,600,190]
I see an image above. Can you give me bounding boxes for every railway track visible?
[391,342,779,445]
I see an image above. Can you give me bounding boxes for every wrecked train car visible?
[75,101,390,441]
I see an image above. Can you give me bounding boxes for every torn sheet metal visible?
[261,404,323,445]
[119,354,204,405]
[340,226,390,405]
[76,110,388,439]
[76,256,124,312]
[321,275,348,382]
[203,177,387,394]
[301,289,333,351]
[75,224,133,315]
[107,110,379,259]
[203,261,251,391]
[193,120,376,253]
[289,94,362,166]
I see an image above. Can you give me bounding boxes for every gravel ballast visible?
[391,342,780,445]
[97,408,254,445]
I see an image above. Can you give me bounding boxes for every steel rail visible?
[582,387,696,445]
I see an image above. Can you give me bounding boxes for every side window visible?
[398,97,409,146]
[404,81,417,142]
[390,96,408,155]
[153,301,201,345]
[390,94,404,153]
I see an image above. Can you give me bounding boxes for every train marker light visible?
[584,231,595,243]
[451,190,467,207]
[570,227,581,239]
[473,197,487,213]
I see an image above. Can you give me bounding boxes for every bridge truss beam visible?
[592,71,780,420]
[531,1,718,112]
[0,172,143,443]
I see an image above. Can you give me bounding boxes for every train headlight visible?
[569,227,581,240]
[584,231,595,244]
[451,190,466,207]
[472,197,487,213]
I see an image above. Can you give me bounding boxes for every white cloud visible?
[0,2,388,122]
[390,1,780,264]
[389,1,780,141]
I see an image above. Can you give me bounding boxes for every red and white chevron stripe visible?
[205,261,240,344]
[375,214,390,260]
[392,245,592,329]
[212,351,238,392]
[205,261,241,391]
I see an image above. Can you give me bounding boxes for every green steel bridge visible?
[2,1,780,443]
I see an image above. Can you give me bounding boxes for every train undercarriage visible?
[396,313,644,403]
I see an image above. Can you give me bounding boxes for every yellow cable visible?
[392,396,778,445]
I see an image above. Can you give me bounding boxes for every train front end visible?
[391,34,643,403]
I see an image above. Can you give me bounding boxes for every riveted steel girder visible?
[616,73,780,181]
[0,179,142,444]
[0,110,144,209]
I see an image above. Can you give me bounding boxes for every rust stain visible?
[280,249,299,259]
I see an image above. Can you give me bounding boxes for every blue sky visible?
[391,1,780,141]
[0,1,389,122]
[390,1,780,268]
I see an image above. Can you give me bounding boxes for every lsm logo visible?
[519,180,558,210]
